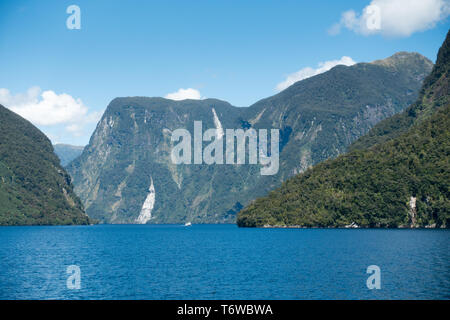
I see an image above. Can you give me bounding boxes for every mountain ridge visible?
[54,144,85,166]
[350,37,448,151]
[0,104,91,225]
[237,32,449,228]
[67,51,433,224]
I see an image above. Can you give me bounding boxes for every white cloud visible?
[276,56,356,92]
[165,88,203,101]
[330,0,450,37]
[0,86,101,140]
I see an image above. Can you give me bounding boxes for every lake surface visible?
[0,224,448,300]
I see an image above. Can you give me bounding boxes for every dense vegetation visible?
[0,105,91,225]
[237,32,450,228]
[350,38,449,151]
[67,52,432,224]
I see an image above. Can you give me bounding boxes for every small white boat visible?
[184,222,192,227]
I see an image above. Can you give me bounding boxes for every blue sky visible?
[0,0,449,145]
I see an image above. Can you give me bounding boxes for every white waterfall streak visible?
[211,108,224,140]
[135,178,155,224]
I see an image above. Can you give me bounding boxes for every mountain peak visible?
[68,48,432,224]
[371,51,433,69]
[237,32,450,229]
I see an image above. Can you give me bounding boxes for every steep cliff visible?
[68,52,433,223]
[237,32,449,228]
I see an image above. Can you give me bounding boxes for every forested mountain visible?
[237,32,449,228]
[0,105,91,225]
[67,52,432,224]
[350,43,449,151]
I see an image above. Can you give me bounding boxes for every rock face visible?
[237,32,449,228]
[67,52,433,224]
[0,105,91,226]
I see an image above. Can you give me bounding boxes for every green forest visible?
[0,105,91,225]
[237,31,450,228]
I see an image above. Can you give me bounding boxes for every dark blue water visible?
[0,224,448,299]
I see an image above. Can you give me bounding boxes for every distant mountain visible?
[237,32,449,228]
[0,105,91,225]
[67,52,432,224]
[350,49,449,151]
[54,144,84,166]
